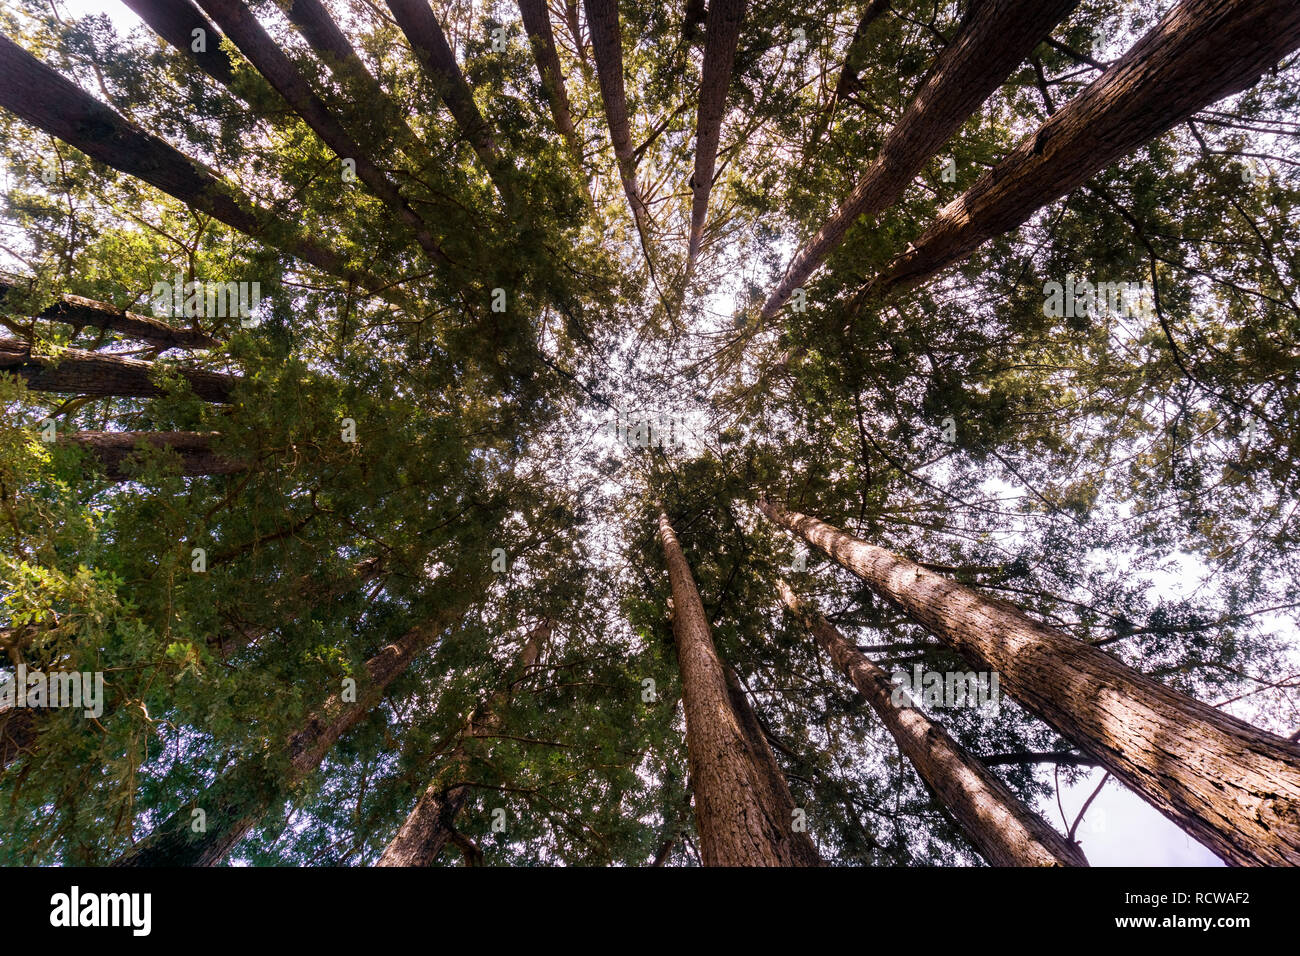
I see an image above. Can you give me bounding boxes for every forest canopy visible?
[0,0,1298,867]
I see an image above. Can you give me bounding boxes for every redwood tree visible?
[659,512,821,866]
[760,500,1300,866]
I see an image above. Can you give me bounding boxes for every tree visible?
[760,500,1300,866]
[377,619,551,866]
[117,587,480,866]
[518,0,583,164]
[659,511,820,865]
[777,579,1086,866]
[583,0,656,268]
[684,0,745,280]
[0,33,366,288]
[864,0,1300,299]
[761,0,1080,319]
[0,338,237,402]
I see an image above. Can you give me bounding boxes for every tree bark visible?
[121,0,236,85]
[777,579,1087,866]
[805,0,892,149]
[282,0,430,169]
[582,0,656,263]
[384,0,512,200]
[518,1,581,159]
[0,32,366,288]
[0,283,220,350]
[58,431,247,480]
[835,0,892,99]
[116,612,455,865]
[658,512,821,866]
[0,337,237,402]
[684,0,746,278]
[867,0,1300,299]
[759,500,1300,866]
[193,0,449,265]
[376,618,551,866]
[761,0,1080,319]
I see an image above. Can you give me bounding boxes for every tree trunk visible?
[582,0,656,265]
[805,0,892,149]
[58,431,247,480]
[777,579,1087,866]
[121,0,235,85]
[193,0,449,265]
[684,0,746,277]
[868,0,1300,299]
[283,0,430,169]
[116,612,455,865]
[0,338,237,402]
[835,0,892,99]
[376,619,551,866]
[385,0,512,200]
[518,1,581,158]
[0,283,219,349]
[759,500,1300,866]
[658,512,821,866]
[563,1,591,74]
[0,32,364,288]
[761,0,1080,319]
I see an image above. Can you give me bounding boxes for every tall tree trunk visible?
[806,0,892,149]
[582,0,656,271]
[867,0,1300,299]
[518,1,582,160]
[563,1,591,73]
[658,512,821,866]
[384,0,512,200]
[777,579,1087,866]
[835,0,892,99]
[121,0,236,84]
[193,0,449,265]
[58,431,247,480]
[376,619,551,866]
[759,500,1300,866]
[0,338,238,402]
[684,0,746,279]
[283,0,430,169]
[116,611,458,866]
[0,283,220,349]
[0,33,370,290]
[760,0,1080,320]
